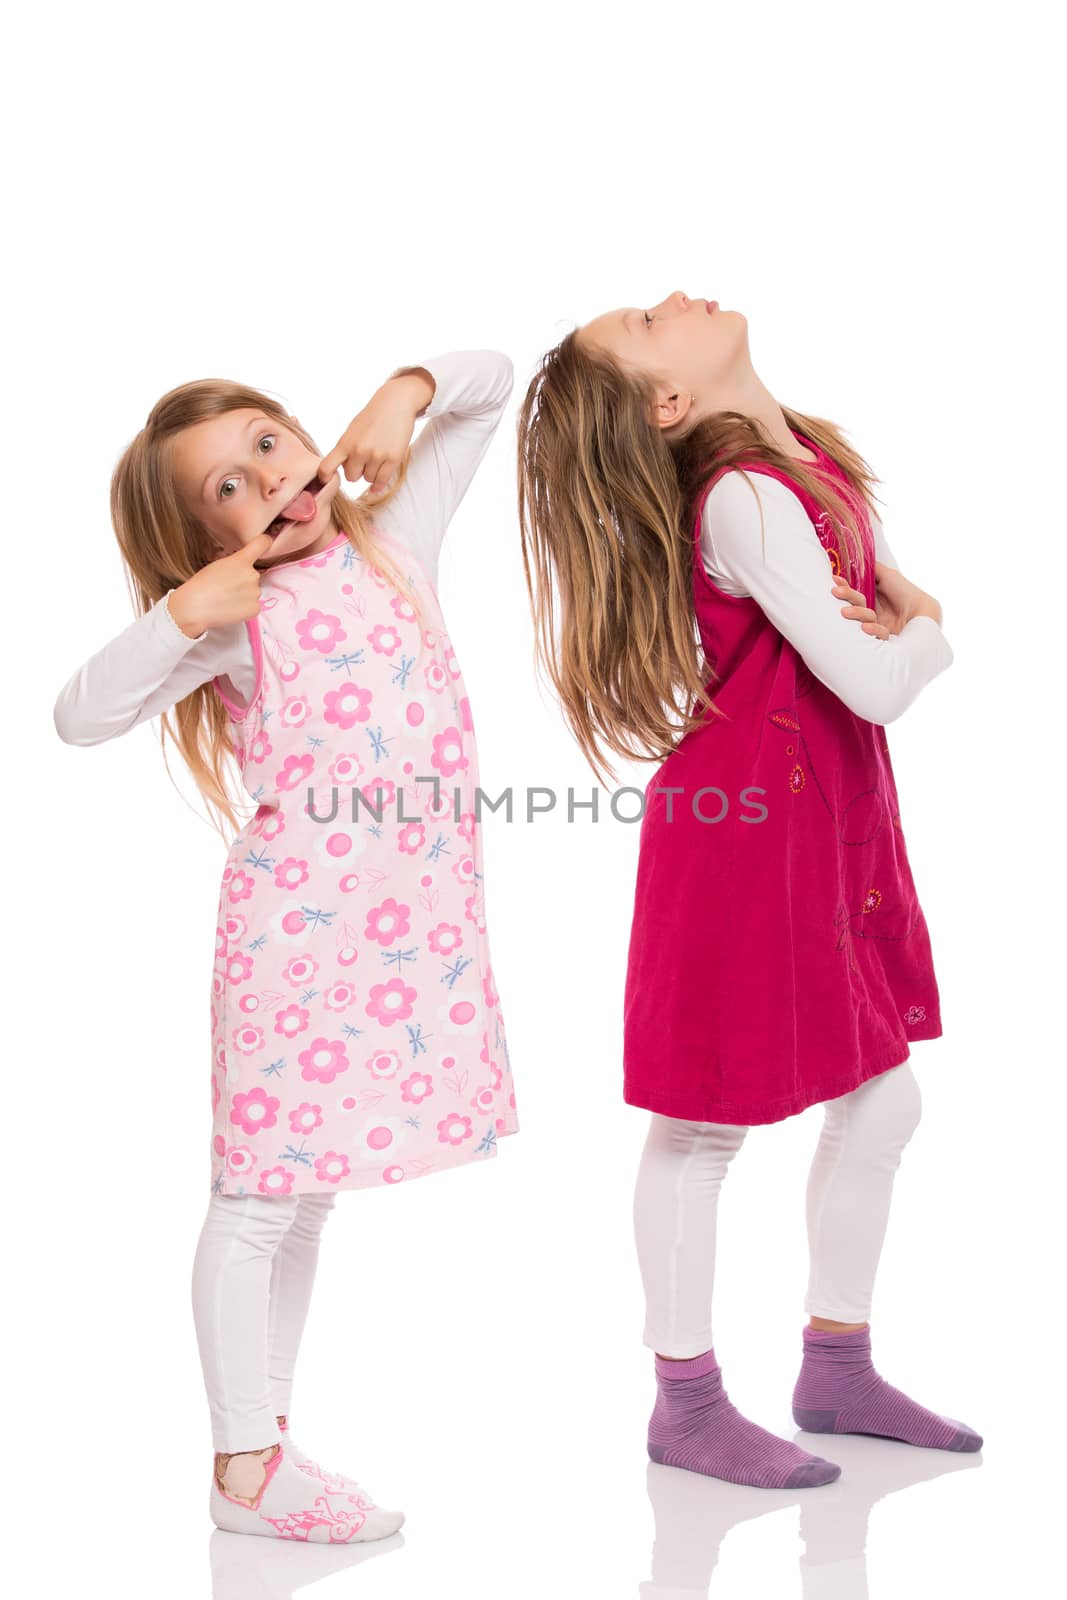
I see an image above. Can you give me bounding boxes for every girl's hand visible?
[831,565,944,638]
[168,534,275,637]
[871,561,944,632]
[316,372,434,497]
[830,575,892,639]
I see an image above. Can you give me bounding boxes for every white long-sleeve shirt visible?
[699,470,953,724]
[54,366,951,745]
[53,349,515,746]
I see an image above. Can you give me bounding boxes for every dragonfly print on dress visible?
[208,524,519,1196]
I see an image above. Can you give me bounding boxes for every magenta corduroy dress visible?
[622,433,943,1125]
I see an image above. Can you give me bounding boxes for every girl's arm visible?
[700,471,953,725]
[705,498,904,594]
[368,350,514,587]
[53,592,255,746]
[869,511,901,570]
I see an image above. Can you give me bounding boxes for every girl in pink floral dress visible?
[53,349,519,1541]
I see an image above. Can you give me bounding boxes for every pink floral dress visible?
[208,524,519,1195]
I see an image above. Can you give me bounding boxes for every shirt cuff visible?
[160,589,207,645]
[388,361,440,418]
[901,613,954,669]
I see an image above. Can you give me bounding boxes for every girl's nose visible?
[657,290,688,315]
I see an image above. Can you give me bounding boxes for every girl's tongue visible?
[280,489,318,524]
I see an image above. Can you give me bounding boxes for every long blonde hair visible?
[516,330,883,786]
[110,378,425,842]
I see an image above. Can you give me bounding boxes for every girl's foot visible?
[274,1415,377,1498]
[210,1440,405,1542]
[649,1349,841,1488]
[792,1324,983,1451]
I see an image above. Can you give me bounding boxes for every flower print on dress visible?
[207,525,519,1194]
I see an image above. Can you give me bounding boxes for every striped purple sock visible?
[648,1349,841,1489]
[792,1325,982,1452]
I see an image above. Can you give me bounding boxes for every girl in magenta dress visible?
[516,290,981,1490]
[54,350,519,1539]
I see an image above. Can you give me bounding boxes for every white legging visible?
[191,1190,338,1454]
[634,1061,923,1357]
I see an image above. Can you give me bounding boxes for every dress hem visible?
[623,1027,941,1126]
[212,1120,519,1197]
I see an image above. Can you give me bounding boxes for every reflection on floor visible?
[209,1526,403,1599]
[639,1429,982,1598]
[205,1429,982,1598]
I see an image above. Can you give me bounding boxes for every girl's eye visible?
[219,434,276,499]
[644,311,654,328]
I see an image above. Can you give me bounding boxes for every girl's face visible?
[171,407,341,565]
[578,289,750,429]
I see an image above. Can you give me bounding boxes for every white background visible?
[7,1,1061,1595]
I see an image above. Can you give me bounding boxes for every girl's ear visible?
[652,389,693,431]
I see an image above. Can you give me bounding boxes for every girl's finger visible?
[831,579,864,605]
[368,455,399,492]
[368,456,398,494]
[361,452,385,487]
[320,430,363,481]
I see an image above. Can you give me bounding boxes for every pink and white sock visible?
[648,1349,841,1488]
[792,1325,982,1452]
[210,1440,405,1542]
[275,1415,368,1495]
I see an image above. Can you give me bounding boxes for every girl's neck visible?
[707,365,816,463]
